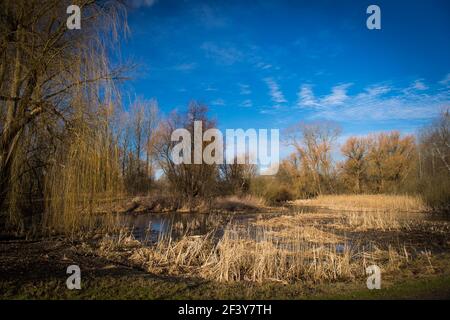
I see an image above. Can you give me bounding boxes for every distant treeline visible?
[270,110,450,209]
[74,99,450,214]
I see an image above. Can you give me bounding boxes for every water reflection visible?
[121,212,232,243]
[121,211,288,243]
[121,207,446,247]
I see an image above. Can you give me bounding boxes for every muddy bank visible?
[101,195,281,215]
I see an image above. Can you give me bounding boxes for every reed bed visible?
[212,195,267,212]
[343,211,412,231]
[299,194,428,212]
[99,212,413,284]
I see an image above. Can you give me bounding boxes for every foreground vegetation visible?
[2,268,450,300]
[94,207,446,282]
[3,193,449,299]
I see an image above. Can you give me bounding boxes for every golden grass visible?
[296,194,428,212]
[211,195,267,213]
[97,210,417,284]
[343,211,410,231]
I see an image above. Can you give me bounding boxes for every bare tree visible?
[153,102,217,210]
[218,157,257,195]
[144,99,159,179]
[285,121,341,195]
[341,136,369,193]
[131,99,145,176]
[417,109,450,208]
[366,131,416,193]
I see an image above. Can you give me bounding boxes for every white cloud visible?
[439,73,450,86]
[256,62,272,70]
[309,84,448,121]
[196,4,228,28]
[172,63,197,72]
[210,98,225,106]
[297,84,318,107]
[239,83,251,95]
[295,78,449,121]
[412,79,428,91]
[128,0,157,8]
[321,83,352,106]
[364,85,391,96]
[264,78,287,104]
[240,99,253,108]
[205,85,218,92]
[297,83,352,107]
[201,42,243,65]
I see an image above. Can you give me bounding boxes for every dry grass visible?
[96,211,415,284]
[201,226,360,283]
[343,211,411,231]
[212,195,267,213]
[96,195,268,215]
[295,194,428,212]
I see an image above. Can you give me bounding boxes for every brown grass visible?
[212,195,267,213]
[96,210,415,284]
[295,194,428,212]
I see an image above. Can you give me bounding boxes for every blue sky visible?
[121,0,449,153]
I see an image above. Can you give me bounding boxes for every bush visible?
[264,185,294,205]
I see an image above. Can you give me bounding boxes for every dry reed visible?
[299,194,428,212]
[99,214,411,284]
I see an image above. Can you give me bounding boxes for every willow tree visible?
[340,136,369,193]
[366,131,416,193]
[284,121,341,195]
[0,0,128,233]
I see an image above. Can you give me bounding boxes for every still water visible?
[121,206,333,243]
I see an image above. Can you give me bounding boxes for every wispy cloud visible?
[298,80,449,121]
[264,78,287,104]
[201,42,243,65]
[205,85,218,92]
[238,83,251,95]
[412,79,428,91]
[321,83,352,106]
[297,83,352,107]
[195,4,228,28]
[210,98,225,106]
[256,62,272,70]
[172,63,197,72]
[440,73,450,87]
[127,0,157,8]
[240,99,253,108]
[365,85,391,96]
[297,84,318,107]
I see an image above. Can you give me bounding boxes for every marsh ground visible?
[1,196,450,300]
[1,238,450,299]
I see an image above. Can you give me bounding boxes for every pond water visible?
[121,206,339,243]
[122,211,272,243]
[121,207,447,250]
